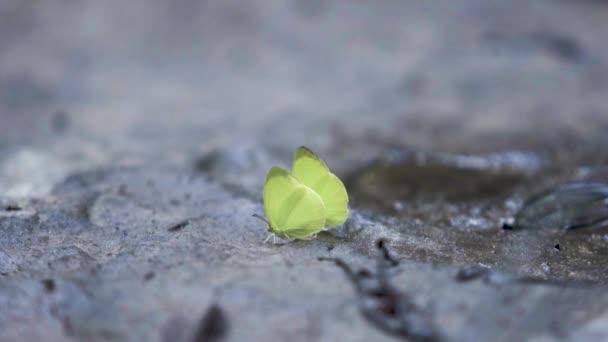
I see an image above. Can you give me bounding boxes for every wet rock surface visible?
[512,183,608,230]
[2,1,608,341]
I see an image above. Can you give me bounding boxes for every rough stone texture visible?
[2,1,608,341]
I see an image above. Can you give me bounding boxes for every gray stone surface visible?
[2,1,608,341]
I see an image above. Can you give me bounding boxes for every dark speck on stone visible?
[555,244,561,251]
[455,267,490,282]
[42,278,55,293]
[4,205,21,212]
[193,304,229,342]
[143,272,155,282]
[502,223,514,230]
[168,220,189,232]
[51,110,70,132]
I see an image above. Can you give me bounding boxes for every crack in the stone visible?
[376,239,399,266]
[167,219,189,232]
[319,241,440,341]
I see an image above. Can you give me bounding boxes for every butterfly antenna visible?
[252,214,270,227]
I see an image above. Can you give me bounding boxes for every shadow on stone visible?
[194,304,229,342]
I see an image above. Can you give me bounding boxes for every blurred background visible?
[2,0,608,163]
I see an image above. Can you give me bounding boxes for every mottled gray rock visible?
[2,0,608,341]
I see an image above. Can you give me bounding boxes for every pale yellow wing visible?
[292,147,349,227]
[263,166,327,239]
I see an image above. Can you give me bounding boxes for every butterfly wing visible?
[263,166,327,239]
[292,146,349,227]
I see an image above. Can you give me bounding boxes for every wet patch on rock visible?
[345,149,608,285]
[343,208,608,284]
[347,150,537,214]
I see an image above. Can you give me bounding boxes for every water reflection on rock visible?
[514,183,608,230]
[348,150,539,209]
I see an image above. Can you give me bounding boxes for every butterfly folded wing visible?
[292,147,349,227]
[264,166,326,239]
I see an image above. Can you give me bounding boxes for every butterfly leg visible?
[263,234,273,244]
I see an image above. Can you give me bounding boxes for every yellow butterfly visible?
[259,147,349,240]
